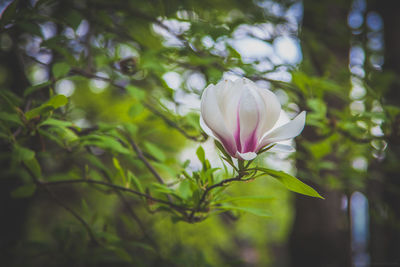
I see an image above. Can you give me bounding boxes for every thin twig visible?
[100,170,157,247]
[126,137,178,204]
[70,68,121,86]
[25,55,48,66]
[23,165,99,244]
[128,137,166,185]
[38,182,99,245]
[41,179,190,212]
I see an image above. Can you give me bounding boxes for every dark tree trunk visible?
[0,34,31,267]
[289,1,353,266]
[0,2,35,265]
[367,0,400,265]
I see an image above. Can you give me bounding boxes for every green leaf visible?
[213,195,275,205]
[127,171,144,193]
[178,179,192,200]
[182,159,190,168]
[218,204,271,217]
[307,138,333,160]
[25,106,53,120]
[143,142,166,162]
[38,126,78,147]
[25,95,68,120]
[41,36,76,64]
[11,184,37,198]
[108,246,133,263]
[24,81,52,97]
[113,157,126,184]
[128,104,145,118]
[52,62,71,79]
[152,161,178,177]
[85,154,108,172]
[64,9,83,30]
[13,145,42,178]
[214,140,233,164]
[81,135,131,155]
[18,21,43,37]
[39,118,74,128]
[47,94,69,108]
[13,145,35,162]
[24,157,42,179]
[0,90,22,107]
[196,146,205,163]
[123,123,138,136]
[259,168,324,199]
[126,85,145,100]
[227,45,242,59]
[151,183,183,200]
[307,98,327,117]
[0,111,23,126]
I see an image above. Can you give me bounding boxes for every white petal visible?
[199,115,216,138]
[268,143,295,153]
[241,78,282,141]
[258,111,306,148]
[257,89,281,132]
[237,151,257,161]
[200,114,237,156]
[272,110,290,129]
[201,84,236,155]
[238,89,260,152]
[217,79,244,133]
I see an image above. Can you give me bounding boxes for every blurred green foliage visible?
[0,0,397,266]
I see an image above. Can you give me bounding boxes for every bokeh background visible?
[0,0,399,266]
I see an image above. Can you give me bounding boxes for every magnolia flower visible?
[200,78,306,161]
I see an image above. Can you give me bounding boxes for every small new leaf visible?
[52,62,71,79]
[214,140,232,161]
[127,171,144,193]
[25,95,68,120]
[196,146,205,163]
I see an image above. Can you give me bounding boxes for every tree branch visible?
[23,165,99,245]
[127,137,166,185]
[40,179,190,212]
[100,170,157,247]
[38,181,99,245]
